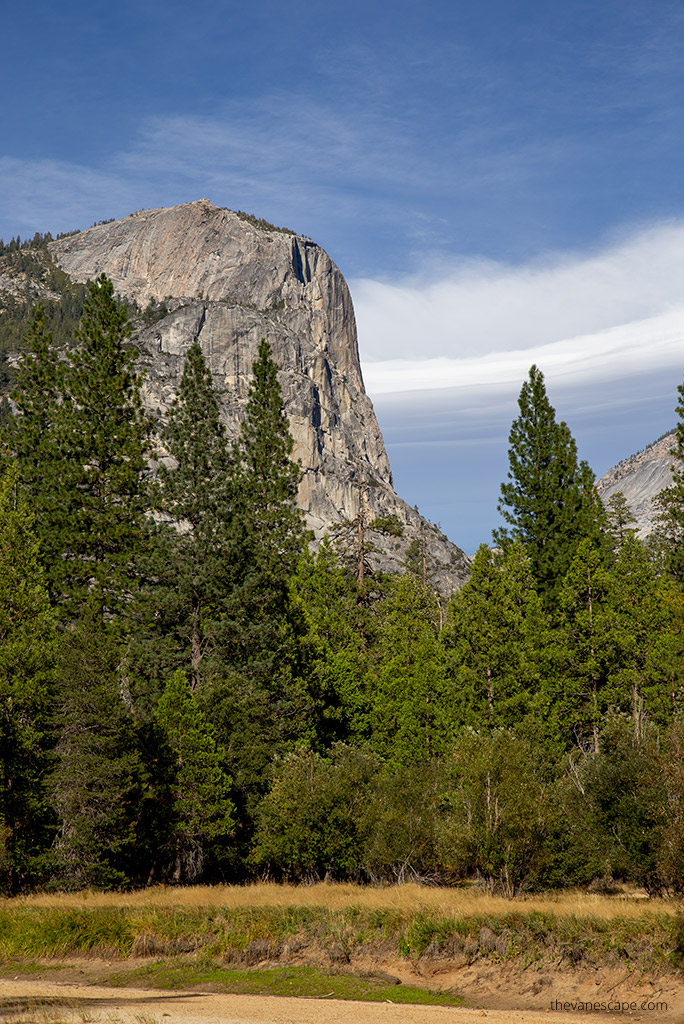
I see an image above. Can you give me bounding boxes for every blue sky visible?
[4,0,684,551]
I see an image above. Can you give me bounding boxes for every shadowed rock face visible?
[50,200,469,592]
[596,432,676,537]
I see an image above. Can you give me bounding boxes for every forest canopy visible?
[2,282,684,896]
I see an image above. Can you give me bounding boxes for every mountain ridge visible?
[596,431,677,536]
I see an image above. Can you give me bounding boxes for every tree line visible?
[2,280,684,895]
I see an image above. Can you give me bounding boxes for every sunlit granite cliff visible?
[49,200,469,592]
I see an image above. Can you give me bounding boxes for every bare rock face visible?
[50,200,469,592]
[596,432,676,537]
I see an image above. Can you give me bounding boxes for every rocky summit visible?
[48,200,469,592]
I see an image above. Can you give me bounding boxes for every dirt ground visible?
[0,959,681,1024]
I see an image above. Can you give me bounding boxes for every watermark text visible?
[550,998,668,1014]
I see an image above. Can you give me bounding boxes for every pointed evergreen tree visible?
[7,276,152,621]
[59,274,152,619]
[443,543,549,730]
[0,465,57,892]
[50,619,143,889]
[495,365,604,602]
[203,342,311,834]
[370,573,449,764]
[149,340,235,689]
[558,538,619,751]
[155,669,235,882]
[654,377,684,581]
[290,538,370,744]
[229,339,309,678]
[6,307,68,597]
[605,491,637,551]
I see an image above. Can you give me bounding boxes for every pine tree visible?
[290,538,370,743]
[202,341,311,832]
[229,339,309,679]
[495,365,604,602]
[149,340,236,689]
[50,620,143,889]
[605,492,637,551]
[654,377,684,581]
[0,465,57,892]
[371,573,449,764]
[155,670,235,882]
[443,543,549,730]
[60,275,152,619]
[8,276,152,621]
[7,307,68,595]
[558,539,619,751]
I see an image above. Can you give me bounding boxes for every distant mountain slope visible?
[596,432,676,536]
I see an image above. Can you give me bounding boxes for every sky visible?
[4,0,684,552]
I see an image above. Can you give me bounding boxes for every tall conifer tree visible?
[0,465,57,891]
[654,376,684,581]
[150,340,235,688]
[7,307,67,597]
[495,365,604,602]
[155,670,235,882]
[61,274,152,619]
[8,276,152,620]
[230,339,309,677]
[204,341,311,828]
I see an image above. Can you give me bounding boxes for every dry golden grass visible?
[3,882,679,920]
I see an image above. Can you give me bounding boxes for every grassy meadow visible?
[0,883,682,979]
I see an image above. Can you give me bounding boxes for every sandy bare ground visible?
[0,976,638,1024]
[0,961,680,1024]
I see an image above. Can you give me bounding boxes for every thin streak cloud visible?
[352,220,684,367]
[361,308,684,396]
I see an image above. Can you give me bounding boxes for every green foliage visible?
[235,340,308,611]
[253,744,441,884]
[654,378,684,581]
[561,715,667,893]
[8,276,153,621]
[443,543,550,730]
[495,365,604,603]
[7,307,69,588]
[289,540,370,743]
[252,745,379,880]
[370,574,450,763]
[7,241,684,895]
[200,341,313,850]
[155,670,235,882]
[656,721,684,894]
[605,491,637,550]
[0,465,57,891]
[50,621,143,889]
[0,244,88,382]
[361,763,442,883]
[557,539,620,749]
[437,729,562,895]
[234,210,296,234]
[148,339,236,689]
[370,513,404,537]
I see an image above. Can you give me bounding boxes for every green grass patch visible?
[0,903,678,976]
[0,907,134,958]
[107,959,464,1005]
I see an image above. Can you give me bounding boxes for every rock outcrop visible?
[49,200,469,592]
[596,432,676,537]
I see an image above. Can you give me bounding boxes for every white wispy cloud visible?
[353,221,684,395]
[352,220,684,361]
[360,307,684,395]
